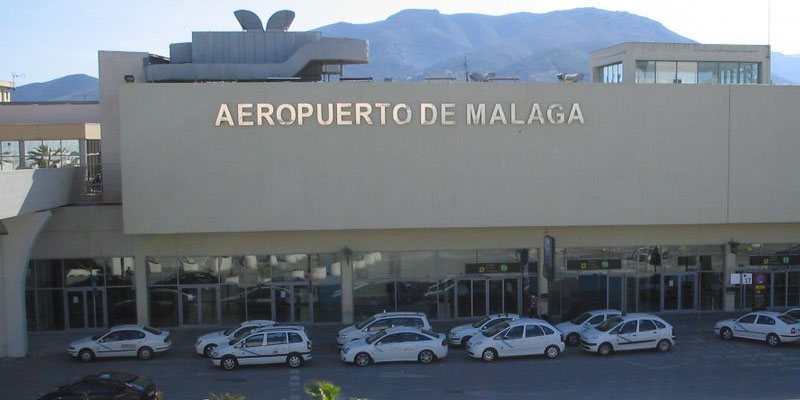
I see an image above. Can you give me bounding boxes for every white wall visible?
[118,82,786,234]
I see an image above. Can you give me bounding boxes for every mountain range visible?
[10,8,800,101]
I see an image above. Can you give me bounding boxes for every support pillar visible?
[340,250,354,324]
[723,243,736,312]
[537,247,549,317]
[134,245,149,325]
[0,212,51,358]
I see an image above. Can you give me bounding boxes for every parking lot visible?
[4,313,800,400]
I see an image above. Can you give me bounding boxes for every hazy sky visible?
[3,0,797,83]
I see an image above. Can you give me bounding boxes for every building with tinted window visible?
[591,42,770,84]
[1,12,799,359]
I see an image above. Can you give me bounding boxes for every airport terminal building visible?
[1,12,799,358]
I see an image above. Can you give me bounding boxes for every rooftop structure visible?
[591,42,771,85]
[0,80,14,102]
[145,10,368,82]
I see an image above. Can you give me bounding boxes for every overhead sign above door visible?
[566,259,622,270]
[749,255,800,266]
[465,263,527,274]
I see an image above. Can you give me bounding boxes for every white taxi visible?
[782,308,800,321]
[340,327,447,367]
[68,325,171,362]
[555,309,623,346]
[465,318,564,362]
[714,311,800,346]
[337,312,431,346]
[211,325,311,370]
[448,314,519,346]
[580,314,674,356]
[195,320,275,357]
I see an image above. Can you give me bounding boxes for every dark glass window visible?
[756,315,776,325]
[698,62,719,84]
[638,320,657,332]
[587,315,604,325]
[288,333,304,343]
[244,334,264,347]
[654,320,667,329]
[619,321,638,334]
[266,332,286,345]
[379,334,403,344]
[738,314,757,324]
[525,325,544,337]
[541,325,555,335]
[635,61,655,83]
[504,326,524,339]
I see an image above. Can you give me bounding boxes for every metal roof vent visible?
[234,10,264,31]
[266,10,295,31]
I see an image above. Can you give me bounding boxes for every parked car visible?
[337,311,431,346]
[714,311,800,346]
[210,325,311,370]
[782,307,800,320]
[555,309,623,346]
[68,325,171,362]
[580,314,674,356]
[38,372,160,400]
[448,313,519,346]
[340,327,447,367]
[465,318,564,362]
[195,319,276,357]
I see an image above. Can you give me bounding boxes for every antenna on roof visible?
[234,10,264,31]
[266,10,295,31]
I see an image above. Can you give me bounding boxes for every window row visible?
[601,63,623,83]
[635,61,760,84]
[0,140,82,171]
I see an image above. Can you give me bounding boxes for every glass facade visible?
[25,257,136,331]
[601,63,623,83]
[636,60,761,85]
[550,245,724,320]
[734,243,800,310]
[353,249,537,321]
[1,139,84,171]
[147,254,341,327]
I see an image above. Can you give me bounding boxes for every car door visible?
[734,314,758,339]
[636,319,659,348]
[613,320,639,349]
[96,331,126,358]
[523,324,545,355]
[238,333,265,365]
[263,332,288,364]
[498,325,525,357]
[119,330,144,356]
[287,332,307,356]
[397,332,424,361]
[754,315,777,340]
[373,333,403,362]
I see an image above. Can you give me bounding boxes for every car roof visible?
[618,313,662,320]
[488,313,520,319]
[379,326,431,334]
[108,324,143,331]
[509,318,553,326]
[241,320,275,327]
[83,372,139,383]
[252,325,306,333]
[747,311,784,317]
[373,311,426,318]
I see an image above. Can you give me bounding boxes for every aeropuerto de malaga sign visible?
[214,102,585,127]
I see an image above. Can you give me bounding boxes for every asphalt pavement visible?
[4,312,800,400]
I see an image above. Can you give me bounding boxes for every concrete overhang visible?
[0,168,77,221]
[0,123,101,141]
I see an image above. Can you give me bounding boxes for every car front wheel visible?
[355,352,372,367]
[566,333,580,346]
[78,349,94,363]
[203,344,217,358]
[766,333,781,347]
[598,342,613,356]
[482,348,497,362]
[222,355,238,370]
[720,327,733,340]
[545,345,560,359]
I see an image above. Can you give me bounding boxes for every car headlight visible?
[449,332,459,338]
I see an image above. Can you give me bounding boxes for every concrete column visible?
[0,212,51,358]
[723,243,736,312]
[537,247,549,316]
[134,243,149,325]
[340,250,354,324]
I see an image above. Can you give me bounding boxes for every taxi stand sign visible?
[730,273,753,285]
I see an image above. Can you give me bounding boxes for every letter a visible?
[215,104,234,126]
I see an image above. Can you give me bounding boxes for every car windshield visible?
[223,327,236,336]
[571,312,592,324]
[472,316,491,328]
[595,316,624,332]
[355,316,376,330]
[366,330,387,344]
[143,326,162,335]
[778,315,799,324]
[92,330,111,341]
[483,321,509,337]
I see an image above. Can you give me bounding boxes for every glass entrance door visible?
[65,289,105,329]
[270,283,313,323]
[180,286,219,325]
[608,275,625,311]
[663,273,697,311]
[455,277,520,317]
